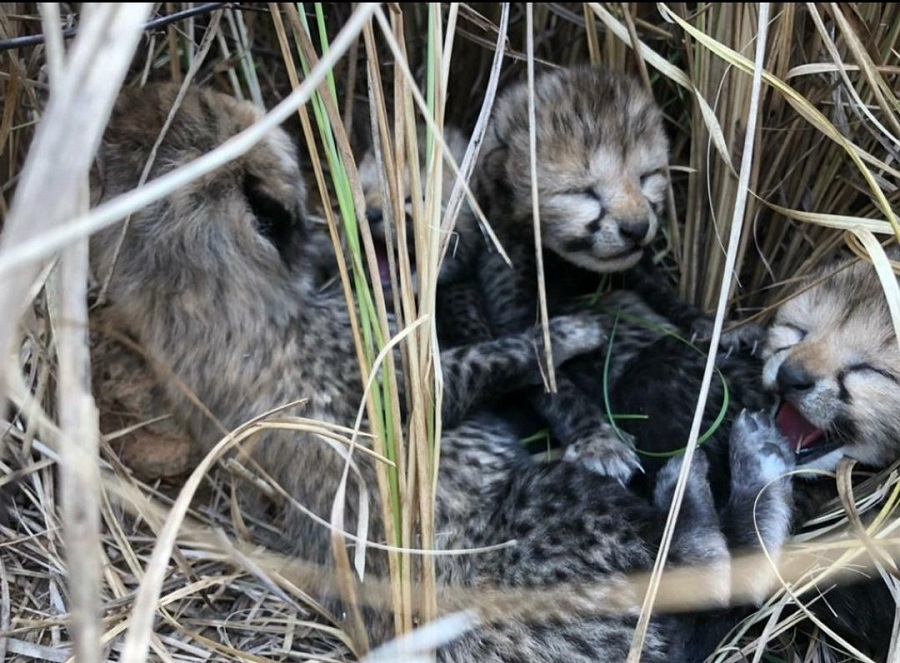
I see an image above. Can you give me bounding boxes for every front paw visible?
[691,316,765,356]
[541,313,608,365]
[730,409,795,487]
[728,410,795,601]
[563,424,642,483]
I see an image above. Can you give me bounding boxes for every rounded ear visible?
[480,142,508,183]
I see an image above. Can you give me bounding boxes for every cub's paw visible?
[729,409,795,489]
[655,450,713,508]
[691,316,766,356]
[563,424,641,483]
[541,313,608,365]
[655,450,730,599]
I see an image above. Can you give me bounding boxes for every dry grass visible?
[0,3,899,662]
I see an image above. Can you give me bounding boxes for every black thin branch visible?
[0,3,229,54]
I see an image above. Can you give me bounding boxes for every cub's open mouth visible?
[775,400,841,463]
[369,227,417,292]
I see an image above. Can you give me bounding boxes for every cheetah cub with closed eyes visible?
[763,253,900,473]
[749,252,900,661]
[458,64,671,481]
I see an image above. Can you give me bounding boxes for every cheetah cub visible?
[763,253,900,472]
[462,64,671,481]
[754,252,900,661]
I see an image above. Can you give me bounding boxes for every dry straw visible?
[1,3,899,662]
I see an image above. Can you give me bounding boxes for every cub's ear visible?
[884,242,900,264]
[482,140,508,173]
[477,139,510,215]
[479,126,510,193]
[243,174,300,243]
[242,172,310,268]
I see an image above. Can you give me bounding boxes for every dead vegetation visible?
[0,3,899,662]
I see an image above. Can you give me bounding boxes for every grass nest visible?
[1,3,899,662]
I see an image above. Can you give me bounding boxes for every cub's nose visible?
[619,219,651,244]
[776,361,816,393]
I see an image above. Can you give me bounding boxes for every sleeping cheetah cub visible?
[90,83,793,661]
[461,64,671,481]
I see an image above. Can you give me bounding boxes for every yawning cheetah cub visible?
[763,254,900,471]
[758,252,900,661]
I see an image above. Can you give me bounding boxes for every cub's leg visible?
[477,244,642,481]
[722,410,794,602]
[653,451,731,607]
[622,256,765,354]
[677,411,795,661]
[438,312,607,427]
[535,384,642,483]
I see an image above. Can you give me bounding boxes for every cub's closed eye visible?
[572,189,605,218]
[778,322,807,339]
[639,168,666,186]
[845,363,899,384]
[559,189,604,209]
[768,322,807,353]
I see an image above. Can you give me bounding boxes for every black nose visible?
[619,220,651,243]
[776,362,816,393]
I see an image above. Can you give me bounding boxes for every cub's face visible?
[357,125,469,222]
[355,126,473,292]
[480,65,669,273]
[762,259,900,471]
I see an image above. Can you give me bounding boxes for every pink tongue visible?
[776,402,824,451]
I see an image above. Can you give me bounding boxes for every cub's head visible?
[762,256,900,471]
[354,125,477,293]
[478,64,669,273]
[91,83,312,322]
[357,125,470,224]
